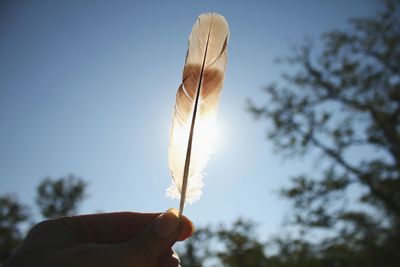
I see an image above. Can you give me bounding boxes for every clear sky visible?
[0,0,380,239]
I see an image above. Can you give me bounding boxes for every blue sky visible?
[0,0,380,239]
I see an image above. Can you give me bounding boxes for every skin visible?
[6,209,194,267]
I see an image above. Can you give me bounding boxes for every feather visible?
[167,13,229,216]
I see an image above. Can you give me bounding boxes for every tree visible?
[248,0,400,266]
[215,219,268,267]
[0,195,29,265]
[179,219,269,267]
[36,175,87,219]
[178,227,213,267]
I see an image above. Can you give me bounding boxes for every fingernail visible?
[154,208,180,238]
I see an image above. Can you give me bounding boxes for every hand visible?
[6,208,194,267]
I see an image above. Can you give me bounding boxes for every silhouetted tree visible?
[216,219,268,267]
[0,195,29,265]
[36,175,87,219]
[179,219,269,267]
[249,0,400,266]
[265,236,319,267]
[178,227,213,267]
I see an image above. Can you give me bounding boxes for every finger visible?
[64,212,159,243]
[63,211,194,244]
[57,209,185,267]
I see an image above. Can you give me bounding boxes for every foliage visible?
[0,195,29,265]
[179,219,268,267]
[36,175,87,219]
[178,226,213,267]
[248,0,400,266]
[215,220,268,267]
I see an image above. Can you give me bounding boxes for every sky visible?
[0,0,381,240]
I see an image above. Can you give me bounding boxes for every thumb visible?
[127,208,182,266]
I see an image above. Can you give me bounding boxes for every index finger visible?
[63,211,194,244]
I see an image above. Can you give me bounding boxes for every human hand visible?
[6,208,194,267]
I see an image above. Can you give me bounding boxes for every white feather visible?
[167,13,229,213]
